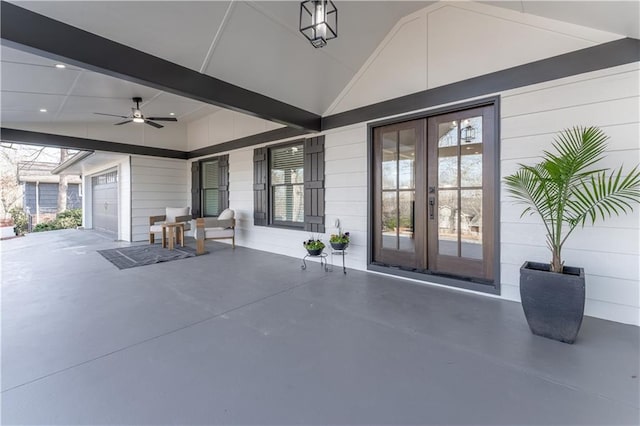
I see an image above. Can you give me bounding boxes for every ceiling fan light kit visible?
[93,97,177,129]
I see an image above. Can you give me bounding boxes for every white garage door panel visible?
[92,171,118,235]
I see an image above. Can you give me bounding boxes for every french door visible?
[372,105,495,282]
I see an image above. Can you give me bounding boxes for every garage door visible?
[92,171,118,236]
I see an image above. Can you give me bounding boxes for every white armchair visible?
[149,207,191,245]
[194,208,235,255]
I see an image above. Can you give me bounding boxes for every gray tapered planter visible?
[520,261,585,344]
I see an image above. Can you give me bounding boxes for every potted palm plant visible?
[504,126,640,343]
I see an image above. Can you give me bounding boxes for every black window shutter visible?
[191,161,201,218]
[253,148,268,226]
[304,135,325,233]
[218,155,229,212]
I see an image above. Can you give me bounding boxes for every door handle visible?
[429,197,435,220]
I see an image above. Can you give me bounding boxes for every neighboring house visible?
[18,161,82,224]
[2,2,638,327]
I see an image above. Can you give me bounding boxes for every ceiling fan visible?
[93,97,177,129]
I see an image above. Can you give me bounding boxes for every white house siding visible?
[499,63,640,325]
[221,132,367,268]
[185,3,639,324]
[130,156,188,242]
[187,108,283,151]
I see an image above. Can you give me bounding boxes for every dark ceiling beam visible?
[188,127,309,159]
[0,126,310,161]
[0,1,322,132]
[1,128,188,159]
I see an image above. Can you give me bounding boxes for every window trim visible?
[268,140,305,229]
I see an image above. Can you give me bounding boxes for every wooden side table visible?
[161,222,185,250]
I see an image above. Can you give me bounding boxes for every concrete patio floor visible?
[1,229,638,425]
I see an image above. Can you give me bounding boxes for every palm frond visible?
[544,126,609,186]
[503,125,639,271]
[504,164,556,237]
[567,165,640,228]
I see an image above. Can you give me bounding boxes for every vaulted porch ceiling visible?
[1,1,638,137]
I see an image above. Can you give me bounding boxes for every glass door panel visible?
[438,189,458,256]
[461,189,482,260]
[381,192,397,249]
[373,120,425,270]
[428,107,494,281]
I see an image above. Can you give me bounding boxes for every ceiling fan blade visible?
[145,120,163,129]
[114,120,133,126]
[146,117,178,122]
[94,112,129,119]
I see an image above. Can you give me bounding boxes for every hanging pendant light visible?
[461,120,477,143]
[300,0,337,48]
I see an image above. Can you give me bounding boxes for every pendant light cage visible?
[300,0,337,48]
[461,123,477,143]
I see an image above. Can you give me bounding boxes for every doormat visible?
[97,244,203,270]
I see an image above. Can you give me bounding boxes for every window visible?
[191,155,228,219]
[201,159,219,216]
[92,171,117,185]
[254,136,325,232]
[270,143,304,226]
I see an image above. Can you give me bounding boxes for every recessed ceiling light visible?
[39,108,48,112]
[55,64,66,69]
[169,112,175,116]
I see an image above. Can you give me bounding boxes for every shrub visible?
[32,209,82,233]
[33,220,60,232]
[57,208,82,228]
[9,207,28,235]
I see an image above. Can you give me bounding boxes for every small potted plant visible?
[330,231,349,250]
[330,219,350,250]
[303,237,325,256]
[504,126,640,343]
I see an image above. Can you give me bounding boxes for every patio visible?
[1,230,638,424]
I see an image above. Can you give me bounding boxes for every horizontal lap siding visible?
[500,63,640,325]
[324,128,369,270]
[130,156,188,242]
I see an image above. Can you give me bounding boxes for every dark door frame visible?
[367,96,501,295]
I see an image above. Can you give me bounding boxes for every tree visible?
[0,174,22,219]
[57,149,69,213]
[0,144,22,219]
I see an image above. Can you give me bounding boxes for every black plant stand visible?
[301,252,329,271]
[329,245,348,274]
